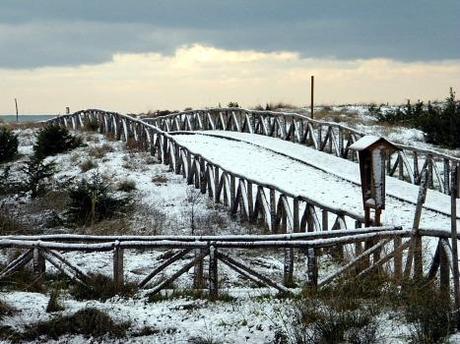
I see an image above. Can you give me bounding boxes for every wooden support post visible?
[208,245,218,299]
[32,248,46,283]
[230,174,236,214]
[307,247,318,289]
[310,75,314,119]
[322,209,328,231]
[193,249,204,289]
[270,188,277,233]
[440,241,450,297]
[113,242,124,293]
[284,247,294,287]
[394,236,402,283]
[214,166,220,203]
[293,198,300,233]
[450,164,460,328]
[14,98,19,122]
[247,181,254,222]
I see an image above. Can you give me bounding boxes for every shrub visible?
[419,89,460,148]
[20,156,57,198]
[227,101,239,108]
[0,127,18,163]
[66,173,131,226]
[369,89,460,148]
[70,273,137,301]
[0,205,27,234]
[83,118,100,131]
[46,289,64,313]
[23,307,128,340]
[403,283,453,343]
[0,299,14,321]
[79,158,98,172]
[117,179,136,192]
[34,125,82,158]
[88,143,113,158]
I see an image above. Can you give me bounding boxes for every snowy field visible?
[1,107,460,343]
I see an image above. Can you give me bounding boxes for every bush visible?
[84,118,100,131]
[70,273,137,301]
[403,284,453,343]
[20,156,57,198]
[227,101,239,108]
[0,205,28,234]
[66,173,131,226]
[23,307,128,340]
[369,89,460,148]
[0,127,18,163]
[79,158,98,172]
[34,125,81,158]
[116,179,136,192]
[419,90,460,148]
[46,289,64,313]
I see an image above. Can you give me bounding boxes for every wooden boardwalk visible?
[0,108,457,298]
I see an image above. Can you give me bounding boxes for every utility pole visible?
[310,75,314,119]
[14,98,19,122]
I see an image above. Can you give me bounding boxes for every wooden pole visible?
[310,76,314,119]
[450,164,460,328]
[14,98,19,122]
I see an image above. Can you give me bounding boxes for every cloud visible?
[0,0,459,68]
[1,44,459,114]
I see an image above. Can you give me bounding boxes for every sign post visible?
[349,135,399,227]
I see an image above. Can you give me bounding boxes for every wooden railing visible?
[0,109,454,297]
[47,109,366,235]
[143,108,460,195]
[0,228,408,295]
[1,228,457,297]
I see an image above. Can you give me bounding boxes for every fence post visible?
[33,247,45,283]
[307,247,318,289]
[450,164,460,328]
[209,245,218,299]
[193,248,204,290]
[113,241,124,293]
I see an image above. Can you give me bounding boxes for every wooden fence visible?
[26,109,457,298]
[47,109,366,234]
[142,108,459,195]
[0,228,458,297]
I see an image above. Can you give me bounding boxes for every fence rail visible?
[142,108,460,195]
[31,109,458,298]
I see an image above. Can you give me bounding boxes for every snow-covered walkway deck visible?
[173,132,455,231]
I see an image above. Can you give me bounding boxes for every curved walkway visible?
[173,132,454,231]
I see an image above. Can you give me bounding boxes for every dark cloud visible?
[0,0,458,68]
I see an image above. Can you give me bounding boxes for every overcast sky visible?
[1,1,459,114]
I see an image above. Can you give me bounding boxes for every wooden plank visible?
[217,252,290,294]
[147,250,209,296]
[139,249,192,288]
[319,239,390,287]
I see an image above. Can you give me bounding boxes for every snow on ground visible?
[1,123,458,343]
[194,131,458,221]
[173,133,453,232]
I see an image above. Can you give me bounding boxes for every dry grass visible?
[151,175,168,185]
[2,122,43,130]
[79,158,98,172]
[78,218,131,235]
[0,206,28,235]
[125,138,146,153]
[88,143,114,159]
[27,190,69,213]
